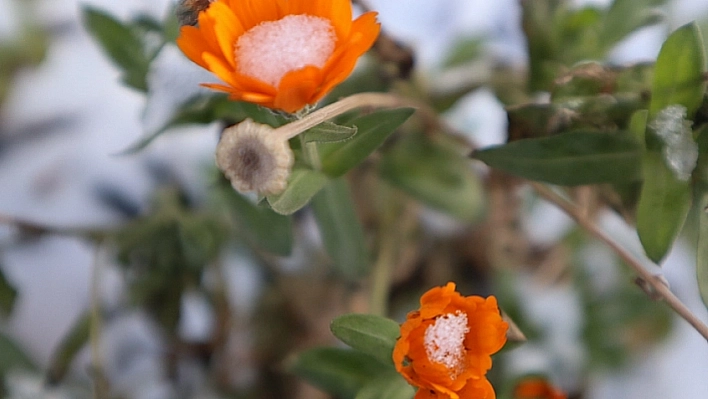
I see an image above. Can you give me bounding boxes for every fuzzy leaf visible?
[381,134,485,221]
[121,94,284,154]
[289,348,390,399]
[222,186,293,256]
[0,332,36,375]
[697,184,708,309]
[355,372,415,399]
[319,108,415,177]
[303,122,358,143]
[266,169,329,215]
[473,130,642,185]
[82,7,151,91]
[649,22,707,118]
[330,314,400,366]
[636,152,691,263]
[311,179,369,279]
[0,265,17,316]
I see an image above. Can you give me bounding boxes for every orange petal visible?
[232,0,282,29]
[202,52,241,88]
[319,0,353,40]
[319,11,380,95]
[459,378,496,399]
[176,26,210,69]
[418,284,455,319]
[198,5,223,54]
[210,2,245,69]
[273,66,323,113]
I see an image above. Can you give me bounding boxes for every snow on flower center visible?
[424,311,469,376]
[235,15,336,87]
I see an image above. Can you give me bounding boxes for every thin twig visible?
[0,213,104,239]
[530,182,708,342]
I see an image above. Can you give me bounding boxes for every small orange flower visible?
[176,0,380,113]
[393,282,508,399]
[513,377,567,399]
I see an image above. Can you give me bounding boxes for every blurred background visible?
[1,0,708,398]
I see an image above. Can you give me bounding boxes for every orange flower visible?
[393,282,508,399]
[176,0,380,113]
[513,378,567,399]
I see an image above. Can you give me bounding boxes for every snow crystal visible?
[424,311,469,376]
[235,15,336,87]
[650,105,698,181]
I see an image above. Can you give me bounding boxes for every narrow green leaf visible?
[697,184,708,309]
[636,152,692,263]
[442,36,484,68]
[320,108,415,177]
[289,347,390,399]
[266,169,329,215]
[120,95,284,154]
[649,22,707,118]
[46,312,90,384]
[0,332,36,375]
[381,134,485,222]
[82,6,150,91]
[303,122,358,143]
[221,185,293,256]
[473,130,642,185]
[330,314,400,366]
[355,372,415,399]
[0,265,17,316]
[311,179,369,279]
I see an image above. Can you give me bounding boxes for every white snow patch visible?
[424,311,469,375]
[236,15,336,86]
[650,105,698,181]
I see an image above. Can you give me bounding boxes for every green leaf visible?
[0,332,36,375]
[319,108,415,177]
[355,372,415,399]
[600,0,665,50]
[289,347,390,399]
[381,134,485,222]
[330,314,400,366]
[82,7,151,91]
[442,36,484,68]
[697,183,708,309]
[46,312,90,384]
[473,130,642,185]
[636,152,692,263]
[311,179,369,279]
[649,22,707,118]
[0,265,17,316]
[266,169,329,215]
[302,122,358,143]
[221,185,293,256]
[120,94,284,154]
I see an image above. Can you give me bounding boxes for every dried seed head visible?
[216,119,294,195]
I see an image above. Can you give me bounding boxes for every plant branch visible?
[530,182,708,342]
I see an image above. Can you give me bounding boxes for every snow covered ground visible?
[0,0,707,398]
